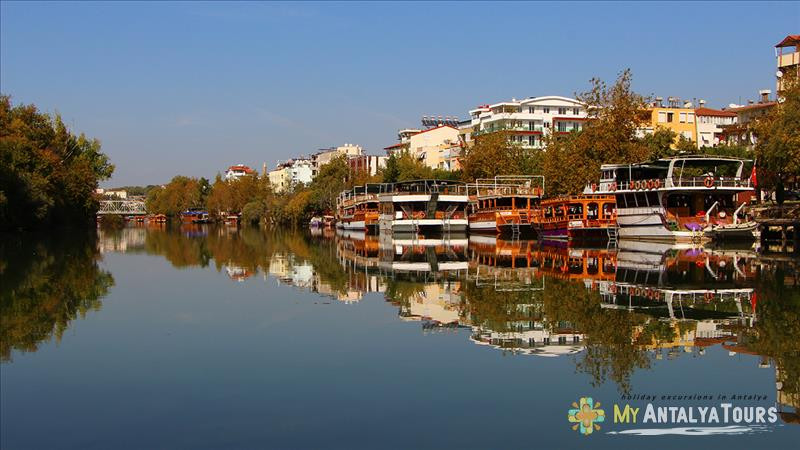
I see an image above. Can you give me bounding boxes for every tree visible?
[542,69,652,194]
[145,175,205,216]
[460,131,541,181]
[310,155,349,212]
[0,95,114,230]
[640,126,678,159]
[751,72,800,198]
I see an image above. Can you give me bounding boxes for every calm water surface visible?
[1,225,798,449]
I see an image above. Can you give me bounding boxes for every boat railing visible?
[590,176,752,192]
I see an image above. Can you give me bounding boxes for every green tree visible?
[145,175,205,216]
[460,131,541,181]
[0,95,114,230]
[751,72,800,198]
[641,126,678,159]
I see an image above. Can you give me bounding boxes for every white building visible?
[468,96,587,148]
[383,125,461,170]
[694,107,737,148]
[225,164,257,181]
[267,158,313,193]
[311,143,363,177]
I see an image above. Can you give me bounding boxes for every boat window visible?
[586,203,598,219]
[544,207,553,218]
[568,204,583,216]
[624,193,637,207]
[602,203,615,218]
[646,192,659,207]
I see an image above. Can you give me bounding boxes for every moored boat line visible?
[328,155,761,244]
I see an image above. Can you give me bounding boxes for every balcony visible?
[778,51,799,68]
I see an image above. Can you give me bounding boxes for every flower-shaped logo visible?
[568,397,605,435]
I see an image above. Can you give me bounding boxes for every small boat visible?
[531,194,617,241]
[323,215,336,229]
[309,216,323,228]
[148,214,167,224]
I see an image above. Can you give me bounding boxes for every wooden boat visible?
[378,180,469,233]
[531,194,617,241]
[590,156,757,243]
[148,214,167,224]
[336,184,381,233]
[180,209,210,224]
[467,176,543,235]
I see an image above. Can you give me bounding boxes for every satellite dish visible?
[776,71,783,78]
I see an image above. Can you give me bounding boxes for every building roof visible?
[409,125,458,137]
[227,165,255,173]
[694,107,736,117]
[775,35,800,48]
[383,142,408,150]
[727,102,777,113]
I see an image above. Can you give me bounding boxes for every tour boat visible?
[336,184,381,233]
[531,194,617,241]
[378,180,469,233]
[589,156,757,243]
[467,176,543,235]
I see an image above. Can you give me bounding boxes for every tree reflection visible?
[0,232,113,361]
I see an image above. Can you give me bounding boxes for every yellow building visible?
[648,106,697,147]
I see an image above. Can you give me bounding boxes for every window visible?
[681,131,692,140]
[543,107,550,113]
[529,121,535,130]
[528,107,535,113]
[658,112,667,123]
[679,112,687,123]
[558,122,567,132]
[666,112,674,122]
[688,113,694,124]
[558,107,567,115]
[528,135,536,146]
[543,122,550,128]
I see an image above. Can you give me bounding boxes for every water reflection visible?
[5,225,799,424]
[1,232,114,361]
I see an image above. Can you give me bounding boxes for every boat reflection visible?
[85,226,799,414]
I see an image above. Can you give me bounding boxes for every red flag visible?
[750,163,757,188]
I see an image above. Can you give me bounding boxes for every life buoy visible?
[591,183,597,192]
[704,292,714,302]
[704,176,714,188]
[653,179,661,189]
[647,179,655,189]
[631,181,638,190]
[610,284,617,294]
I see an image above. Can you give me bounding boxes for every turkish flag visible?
[750,164,757,188]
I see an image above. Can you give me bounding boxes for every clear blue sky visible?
[2,1,797,186]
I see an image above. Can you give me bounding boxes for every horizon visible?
[1,1,797,186]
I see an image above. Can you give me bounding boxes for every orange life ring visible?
[653,179,661,189]
[704,176,714,188]
[632,181,639,190]
[704,292,714,301]
[647,179,655,189]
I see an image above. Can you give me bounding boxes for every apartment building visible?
[776,34,799,95]
[268,158,313,193]
[383,125,461,170]
[721,94,776,148]
[311,143,363,177]
[468,96,587,149]
[647,101,697,146]
[694,107,736,148]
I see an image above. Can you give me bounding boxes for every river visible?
[1,225,798,448]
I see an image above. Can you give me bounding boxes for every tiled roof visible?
[776,35,800,47]
[727,102,777,113]
[694,107,736,117]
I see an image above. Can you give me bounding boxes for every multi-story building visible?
[468,96,587,149]
[347,155,387,177]
[311,143,363,177]
[225,164,257,181]
[645,98,697,146]
[268,158,313,193]
[383,129,420,157]
[720,94,777,148]
[694,107,737,148]
[776,34,799,96]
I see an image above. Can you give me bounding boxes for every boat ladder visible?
[606,226,618,247]
[510,222,521,236]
